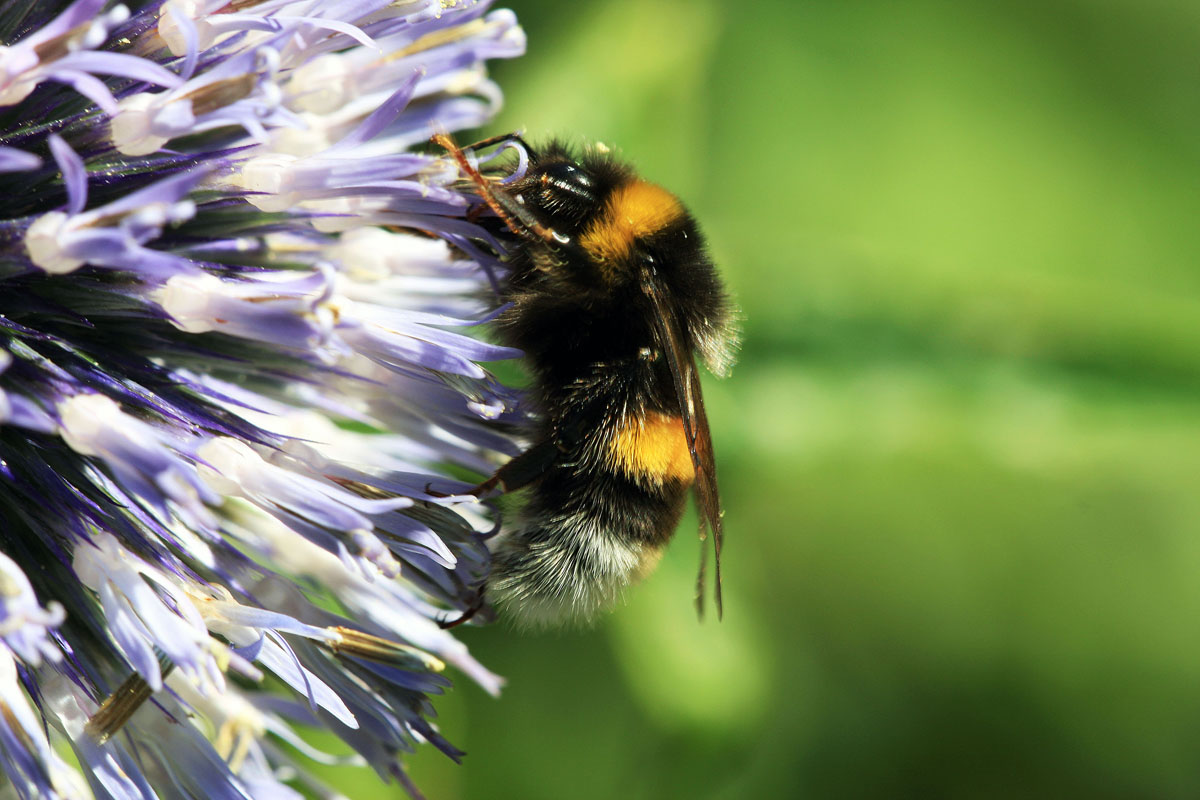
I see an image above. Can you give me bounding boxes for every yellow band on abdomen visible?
[607,411,695,485]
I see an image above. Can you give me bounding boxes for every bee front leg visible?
[427,438,559,499]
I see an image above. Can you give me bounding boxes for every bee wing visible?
[641,269,724,620]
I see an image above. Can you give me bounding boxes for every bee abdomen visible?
[489,510,666,628]
[488,464,687,627]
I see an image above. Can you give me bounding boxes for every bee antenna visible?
[433,132,571,249]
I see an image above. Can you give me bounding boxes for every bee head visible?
[524,161,597,224]
[506,142,629,238]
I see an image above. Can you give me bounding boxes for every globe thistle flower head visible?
[0,0,525,796]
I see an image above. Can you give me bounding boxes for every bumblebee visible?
[434,133,736,627]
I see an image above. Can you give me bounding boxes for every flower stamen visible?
[327,626,446,673]
[84,651,176,745]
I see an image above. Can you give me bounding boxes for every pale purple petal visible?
[29,0,108,43]
[48,134,87,215]
[164,0,201,80]
[98,168,210,217]
[56,51,183,90]
[0,147,40,172]
[47,68,120,113]
[257,635,358,728]
[330,72,423,151]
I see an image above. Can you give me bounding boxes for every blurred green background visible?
[337,1,1200,797]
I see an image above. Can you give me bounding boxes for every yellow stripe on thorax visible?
[580,179,684,266]
[608,412,695,485]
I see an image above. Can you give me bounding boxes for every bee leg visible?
[466,202,487,223]
[426,439,558,499]
[438,591,488,629]
[484,438,558,494]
